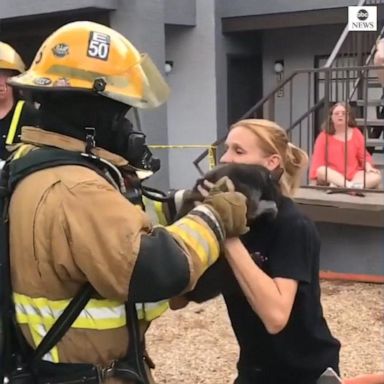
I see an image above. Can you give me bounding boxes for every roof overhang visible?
[0,0,117,21]
[222,7,348,33]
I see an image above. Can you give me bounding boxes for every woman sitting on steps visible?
[309,102,382,189]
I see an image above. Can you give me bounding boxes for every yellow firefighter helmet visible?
[8,21,170,109]
[0,42,26,73]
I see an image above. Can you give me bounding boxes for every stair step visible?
[356,99,384,107]
[355,118,384,126]
[367,82,383,88]
[366,138,384,147]
[374,161,384,169]
[372,153,384,168]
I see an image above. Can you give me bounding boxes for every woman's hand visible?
[196,179,215,197]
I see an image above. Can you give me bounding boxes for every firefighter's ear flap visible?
[270,167,284,182]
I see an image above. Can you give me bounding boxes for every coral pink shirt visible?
[309,128,373,181]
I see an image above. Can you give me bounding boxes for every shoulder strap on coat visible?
[8,147,102,192]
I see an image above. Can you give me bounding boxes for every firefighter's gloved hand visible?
[201,177,249,237]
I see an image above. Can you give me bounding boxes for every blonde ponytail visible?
[282,143,308,196]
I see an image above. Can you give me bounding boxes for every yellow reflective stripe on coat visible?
[6,100,25,145]
[143,196,168,226]
[153,200,167,225]
[166,216,220,269]
[136,300,169,322]
[14,292,126,363]
[29,324,59,363]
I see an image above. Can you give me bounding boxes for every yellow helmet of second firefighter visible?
[8,21,170,109]
[0,41,26,73]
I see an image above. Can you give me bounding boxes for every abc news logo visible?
[348,6,377,31]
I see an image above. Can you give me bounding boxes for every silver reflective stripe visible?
[135,300,169,321]
[14,293,127,363]
[174,221,213,265]
[191,204,225,240]
[174,189,186,214]
[15,303,126,322]
[37,324,55,362]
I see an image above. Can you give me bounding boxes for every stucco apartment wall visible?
[164,0,217,189]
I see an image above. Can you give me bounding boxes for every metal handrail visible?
[227,71,297,121]
[349,24,384,100]
[289,24,384,134]
[271,0,382,133]
[193,62,384,173]
[272,63,384,136]
[324,0,366,68]
[287,98,325,134]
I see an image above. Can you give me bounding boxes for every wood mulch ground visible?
[146,280,384,384]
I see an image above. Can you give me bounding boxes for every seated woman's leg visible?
[316,166,348,187]
[351,170,382,189]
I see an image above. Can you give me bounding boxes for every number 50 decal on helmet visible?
[87,31,111,61]
[8,21,170,109]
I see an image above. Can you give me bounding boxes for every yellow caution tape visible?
[148,145,217,170]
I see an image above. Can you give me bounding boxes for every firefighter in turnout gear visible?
[0,41,39,161]
[0,21,249,384]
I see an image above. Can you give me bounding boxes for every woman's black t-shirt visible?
[224,196,340,384]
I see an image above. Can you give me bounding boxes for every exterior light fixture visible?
[165,60,174,74]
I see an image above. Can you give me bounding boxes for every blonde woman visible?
[194,119,340,384]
